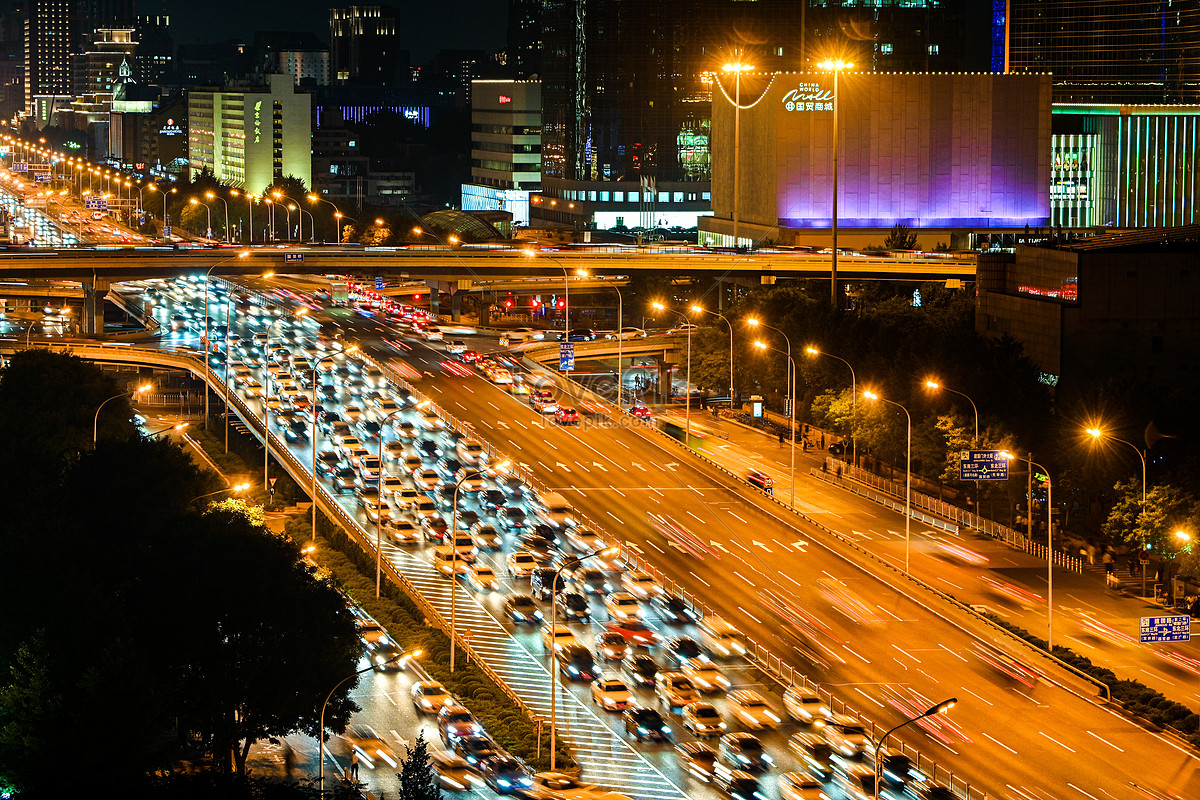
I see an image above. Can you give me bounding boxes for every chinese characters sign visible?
[782,82,834,113]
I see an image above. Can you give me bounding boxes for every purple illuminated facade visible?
[702,71,1053,248]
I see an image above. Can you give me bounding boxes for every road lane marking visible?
[1085,730,1123,752]
[689,571,711,587]
[981,732,1017,754]
[607,511,624,525]
[736,606,763,624]
[1037,731,1076,752]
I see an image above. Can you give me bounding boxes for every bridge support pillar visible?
[426,280,441,316]
[82,278,110,335]
[450,290,464,322]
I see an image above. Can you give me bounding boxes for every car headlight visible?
[497,778,510,787]
[737,755,750,764]
[762,753,774,763]
[662,726,672,734]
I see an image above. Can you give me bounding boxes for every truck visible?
[331,281,349,306]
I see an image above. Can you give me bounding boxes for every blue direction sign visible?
[33,172,50,182]
[84,196,108,210]
[11,161,27,172]
[375,276,384,290]
[1140,615,1192,643]
[959,449,1009,481]
[283,253,304,264]
[162,226,172,237]
[559,342,575,372]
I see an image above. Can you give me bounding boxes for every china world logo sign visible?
[782,82,834,113]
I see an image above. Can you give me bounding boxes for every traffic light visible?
[531,298,540,309]
[413,293,421,301]
[557,298,566,309]
[504,299,513,309]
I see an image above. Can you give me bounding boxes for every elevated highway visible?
[0,245,976,283]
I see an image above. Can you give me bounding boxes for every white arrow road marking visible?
[592,462,609,472]
[496,421,510,429]
[752,540,773,552]
[631,462,647,471]
[665,462,679,470]
[790,541,808,550]
[709,540,731,554]
[556,462,572,472]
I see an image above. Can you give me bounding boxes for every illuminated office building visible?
[25,0,72,120]
[1007,0,1200,104]
[330,5,403,86]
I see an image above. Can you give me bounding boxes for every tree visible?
[397,732,441,800]
[688,326,730,395]
[884,223,917,250]
[1101,480,1198,550]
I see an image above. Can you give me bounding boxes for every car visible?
[701,616,747,658]
[564,328,596,341]
[541,623,579,653]
[597,631,628,662]
[524,773,633,800]
[570,566,612,595]
[746,469,774,493]
[437,704,485,745]
[384,518,422,545]
[677,742,719,782]
[778,771,827,800]
[665,636,709,667]
[431,750,477,792]
[481,756,533,795]
[466,563,499,591]
[718,732,773,772]
[530,567,565,600]
[491,368,514,385]
[344,404,364,422]
[656,672,701,709]
[393,485,420,510]
[316,449,342,475]
[823,714,868,757]
[566,526,605,553]
[554,406,580,425]
[906,781,958,800]
[468,524,503,552]
[605,592,643,622]
[347,446,372,468]
[460,350,481,363]
[498,506,529,531]
[343,725,399,770]
[727,690,782,730]
[502,327,545,342]
[338,434,363,456]
[412,468,441,491]
[787,731,836,781]
[713,766,761,800]
[506,551,538,577]
[555,591,591,622]
[516,532,558,563]
[446,339,468,354]
[422,515,451,542]
[623,706,672,742]
[453,735,499,768]
[605,327,647,340]
[411,497,440,524]
[682,660,731,694]
[283,419,309,442]
[417,438,442,461]
[653,594,696,624]
[503,594,543,624]
[411,681,453,714]
[682,702,727,737]
[359,455,383,480]
[832,763,877,800]
[558,643,599,681]
[365,638,405,671]
[332,466,358,493]
[622,650,661,688]
[591,676,634,711]
[417,408,444,431]
[783,685,833,725]
[607,618,659,647]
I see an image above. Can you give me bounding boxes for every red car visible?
[461,350,481,364]
[555,406,580,425]
[606,619,660,647]
[629,405,652,419]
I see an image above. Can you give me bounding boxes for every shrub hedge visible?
[983,612,1200,747]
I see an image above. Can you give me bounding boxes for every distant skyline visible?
[159,0,508,63]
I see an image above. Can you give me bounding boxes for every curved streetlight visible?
[262,309,308,488]
[205,191,230,243]
[549,545,619,770]
[749,317,795,479]
[1001,453,1055,645]
[450,459,512,671]
[375,407,408,597]
[754,339,797,505]
[872,698,956,797]
[817,58,854,310]
[652,302,696,441]
[692,304,735,406]
[93,383,152,446]
[925,378,980,515]
[863,389,912,574]
[318,648,422,792]
[806,346,856,465]
[1086,427,1149,593]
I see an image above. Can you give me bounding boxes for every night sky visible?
[159,0,507,63]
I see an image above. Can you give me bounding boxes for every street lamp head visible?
[753,340,767,350]
[189,198,199,205]
[924,380,941,390]
[493,460,513,474]
[232,482,251,492]
[652,301,666,311]
[295,308,309,318]
[1176,530,1192,543]
[722,62,755,72]
[746,317,760,326]
[136,383,153,394]
[1086,427,1103,439]
[863,390,880,401]
[205,191,215,199]
[306,194,318,202]
[375,218,385,225]
[576,268,588,277]
[262,271,275,279]
[690,304,703,313]
[922,698,957,718]
[818,59,854,71]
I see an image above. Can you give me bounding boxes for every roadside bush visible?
[982,612,1200,749]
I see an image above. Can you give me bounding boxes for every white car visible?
[590,677,634,712]
[604,327,647,340]
[526,773,633,800]
[682,661,731,693]
[424,326,444,341]
[384,519,422,545]
[621,571,662,600]
[727,690,782,730]
[604,592,642,622]
[411,681,453,714]
[503,327,546,342]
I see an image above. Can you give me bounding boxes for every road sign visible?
[1139,551,1151,564]
[33,172,50,182]
[375,276,384,290]
[959,449,1009,481]
[283,252,304,264]
[12,161,26,172]
[1140,615,1192,643]
[162,226,172,236]
[559,342,575,371]
[84,196,108,210]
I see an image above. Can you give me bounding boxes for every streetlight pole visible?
[206,191,230,243]
[1004,451,1055,647]
[926,379,979,516]
[653,303,696,441]
[722,59,754,250]
[93,383,151,446]
[753,340,797,505]
[262,310,306,489]
[818,59,853,310]
[450,462,511,671]
[375,408,407,597]
[549,546,617,770]
[872,698,957,798]
[748,317,795,481]
[202,253,249,429]
[1087,428,1149,594]
[693,305,735,406]
[807,347,856,466]
[864,391,912,574]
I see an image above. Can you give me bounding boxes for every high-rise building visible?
[253,32,330,87]
[1007,0,1200,104]
[806,0,973,73]
[187,73,312,193]
[133,14,173,87]
[462,79,541,225]
[506,0,541,80]
[330,5,403,86]
[25,0,72,119]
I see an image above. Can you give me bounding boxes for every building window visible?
[673,192,683,203]
[600,191,609,202]
[881,43,893,55]
[613,191,624,202]
[928,44,939,55]
[588,191,597,201]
